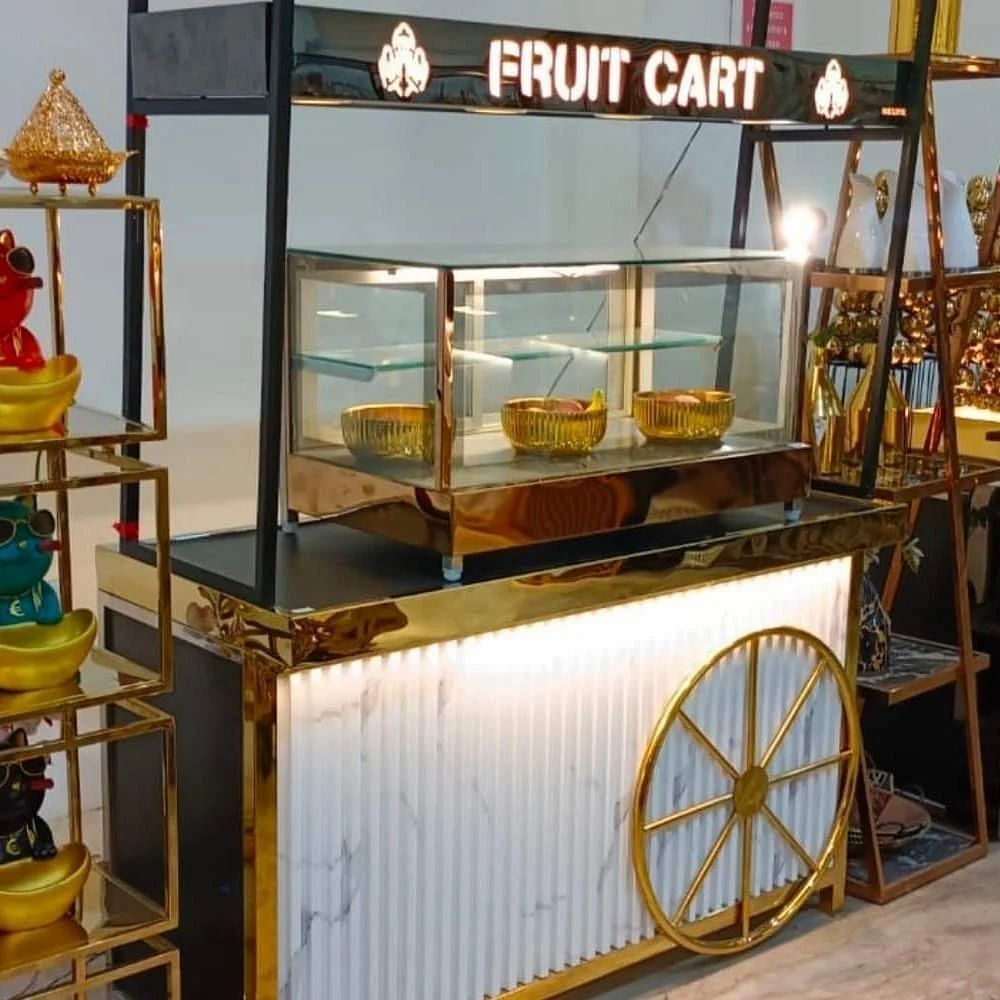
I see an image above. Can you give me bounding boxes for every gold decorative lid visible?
[4,70,131,195]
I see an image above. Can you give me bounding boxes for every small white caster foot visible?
[442,556,464,584]
[784,500,803,523]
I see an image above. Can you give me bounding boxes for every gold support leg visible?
[758,140,783,250]
[163,717,180,927]
[45,446,73,615]
[853,716,887,896]
[153,466,174,692]
[147,201,168,431]
[44,206,66,355]
[922,83,989,846]
[244,652,280,1000]
[168,945,183,999]
[822,551,865,914]
[817,141,865,328]
[434,270,455,492]
[881,498,922,614]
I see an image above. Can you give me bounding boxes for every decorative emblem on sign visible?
[814,59,850,121]
[378,22,430,100]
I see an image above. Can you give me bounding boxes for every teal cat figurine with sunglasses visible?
[0,499,60,626]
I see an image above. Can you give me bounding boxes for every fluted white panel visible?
[278,557,852,1000]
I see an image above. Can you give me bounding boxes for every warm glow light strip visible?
[277,558,851,999]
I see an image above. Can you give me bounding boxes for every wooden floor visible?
[572,850,1000,999]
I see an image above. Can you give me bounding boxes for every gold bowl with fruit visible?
[502,391,607,456]
[633,389,735,442]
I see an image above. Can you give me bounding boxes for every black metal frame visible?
[121,0,939,609]
[729,0,938,496]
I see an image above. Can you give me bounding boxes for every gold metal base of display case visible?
[288,438,812,558]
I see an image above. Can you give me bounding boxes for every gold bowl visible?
[633,389,735,442]
[0,843,91,932]
[341,404,433,463]
[0,609,96,691]
[0,355,81,435]
[501,397,608,456]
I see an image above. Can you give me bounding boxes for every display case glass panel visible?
[287,247,805,492]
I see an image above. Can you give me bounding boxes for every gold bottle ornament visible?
[804,348,846,476]
[889,0,962,55]
[845,345,910,470]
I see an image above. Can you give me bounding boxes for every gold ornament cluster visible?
[828,174,1000,407]
[3,69,131,195]
[957,174,1000,409]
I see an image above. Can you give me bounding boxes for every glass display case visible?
[286,246,811,576]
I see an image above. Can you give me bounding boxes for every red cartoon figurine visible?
[0,231,44,372]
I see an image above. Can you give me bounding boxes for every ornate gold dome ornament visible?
[4,70,132,195]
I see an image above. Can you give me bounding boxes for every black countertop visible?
[163,495,890,613]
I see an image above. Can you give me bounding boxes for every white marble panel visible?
[278,557,852,1000]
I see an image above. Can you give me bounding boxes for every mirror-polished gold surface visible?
[0,609,96,691]
[632,628,861,956]
[289,442,813,557]
[99,496,906,673]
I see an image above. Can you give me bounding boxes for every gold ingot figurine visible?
[4,70,132,195]
[0,843,91,932]
[0,355,81,436]
[0,609,96,691]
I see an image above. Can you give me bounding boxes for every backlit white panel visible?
[278,557,852,1000]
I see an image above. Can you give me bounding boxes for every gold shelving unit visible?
[814,56,998,904]
[0,192,178,998]
[754,54,999,903]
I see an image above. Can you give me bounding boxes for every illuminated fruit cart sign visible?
[292,8,912,125]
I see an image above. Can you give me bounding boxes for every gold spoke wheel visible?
[631,627,860,956]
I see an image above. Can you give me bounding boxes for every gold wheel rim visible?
[631,627,860,956]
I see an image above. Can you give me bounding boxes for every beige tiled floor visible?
[571,851,1000,1000]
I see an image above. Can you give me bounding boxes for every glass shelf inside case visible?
[288,246,805,495]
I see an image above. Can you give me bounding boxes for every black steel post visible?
[120,0,148,541]
[717,0,773,389]
[858,0,938,492]
[253,0,295,608]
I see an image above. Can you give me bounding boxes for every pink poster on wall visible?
[742,0,794,50]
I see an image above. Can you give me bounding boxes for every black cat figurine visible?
[0,728,56,864]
